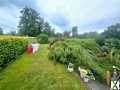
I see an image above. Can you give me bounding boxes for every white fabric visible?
[31,43,39,54]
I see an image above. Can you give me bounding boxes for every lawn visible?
[0,44,87,90]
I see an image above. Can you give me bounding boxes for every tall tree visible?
[50,28,55,37]
[18,7,43,37]
[42,22,51,36]
[0,27,3,35]
[72,26,78,37]
[102,23,120,39]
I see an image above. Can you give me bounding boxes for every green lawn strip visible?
[0,44,87,90]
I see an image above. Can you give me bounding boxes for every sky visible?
[0,0,120,34]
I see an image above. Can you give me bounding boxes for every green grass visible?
[0,44,87,90]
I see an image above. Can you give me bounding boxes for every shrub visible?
[95,35,105,46]
[49,40,97,69]
[37,34,49,44]
[48,39,113,83]
[105,38,120,49]
[96,67,106,83]
[0,36,28,68]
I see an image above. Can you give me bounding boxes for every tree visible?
[79,32,99,39]
[63,31,71,38]
[42,22,51,36]
[96,23,120,46]
[72,26,78,37]
[49,28,55,37]
[9,31,16,35]
[55,32,63,38]
[105,38,120,49]
[18,7,44,37]
[0,27,3,35]
[102,23,120,39]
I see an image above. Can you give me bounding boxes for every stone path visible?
[86,80,110,90]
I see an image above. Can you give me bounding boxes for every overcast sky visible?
[0,0,120,33]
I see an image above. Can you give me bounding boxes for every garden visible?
[0,6,120,90]
[0,36,88,90]
[49,38,120,83]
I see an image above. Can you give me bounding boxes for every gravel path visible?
[86,80,110,90]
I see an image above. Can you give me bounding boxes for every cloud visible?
[0,0,120,33]
[0,0,37,8]
[0,0,38,33]
[37,0,120,33]
[0,5,20,33]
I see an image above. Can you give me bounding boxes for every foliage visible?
[63,31,71,38]
[72,26,78,37]
[8,31,17,35]
[49,39,97,70]
[49,38,120,83]
[105,38,120,49]
[112,49,120,67]
[0,27,3,35]
[18,7,43,37]
[18,7,55,37]
[37,33,49,44]
[102,23,120,39]
[54,32,63,38]
[42,22,52,36]
[79,32,99,39]
[95,35,106,46]
[0,36,28,68]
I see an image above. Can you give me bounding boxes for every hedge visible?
[0,37,28,68]
[37,33,49,44]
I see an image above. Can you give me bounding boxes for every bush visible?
[95,35,105,46]
[0,37,28,68]
[48,39,113,83]
[37,34,49,44]
[96,67,106,83]
[49,40,97,69]
[105,38,120,49]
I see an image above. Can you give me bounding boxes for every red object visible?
[27,46,33,54]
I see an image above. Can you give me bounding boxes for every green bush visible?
[37,34,49,44]
[105,38,120,49]
[0,38,28,68]
[96,67,105,83]
[49,40,97,69]
[48,39,114,83]
[95,36,105,46]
